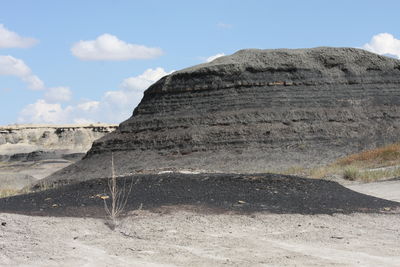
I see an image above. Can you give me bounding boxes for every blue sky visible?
[1,0,400,125]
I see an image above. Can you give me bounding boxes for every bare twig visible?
[103,152,136,228]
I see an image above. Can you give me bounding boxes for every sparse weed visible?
[286,142,400,182]
[280,166,307,175]
[355,167,400,182]
[308,165,340,179]
[103,152,136,229]
[0,187,31,198]
[0,189,20,198]
[336,143,400,167]
[343,167,359,181]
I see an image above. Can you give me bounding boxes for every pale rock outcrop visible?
[0,124,117,157]
[0,124,117,186]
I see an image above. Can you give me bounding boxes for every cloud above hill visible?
[0,24,38,49]
[205,53,225,62]
[363,33,400,59]
[0,55,44,90]
[18,67,171,124]
[71,34,163,61]
[44,87,72,103]
[121,67,170,91]
[18,100,71,124]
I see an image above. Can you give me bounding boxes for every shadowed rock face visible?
[45,47,400,184]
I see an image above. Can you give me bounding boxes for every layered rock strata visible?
[45,47,400,184]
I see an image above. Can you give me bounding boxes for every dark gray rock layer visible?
[45,47,400,184]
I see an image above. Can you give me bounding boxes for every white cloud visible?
[206,53,225,62]
[0,24,38,49]
[17,99,98,124]
[18,67,171,124]
[18,99,72,124]
[217,22,232,29]
[363,33,400,59]
[77,100,100,112]
[71,34,163,61]
[73,118,96,124]
[0,55,30,76]
[22,75,45,90]
[44,87,72,103]
[121,67,171,91]
[0,55,44,90]
[96,67,171,122]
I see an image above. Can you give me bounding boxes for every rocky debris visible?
[44,47,400,184]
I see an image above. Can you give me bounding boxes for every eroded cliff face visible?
[0,124,117,157]
[0,124,117,186]
[46,47,400,184]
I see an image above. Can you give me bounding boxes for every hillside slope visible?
[44,47,400,184]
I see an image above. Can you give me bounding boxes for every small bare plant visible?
[103,152,135,228]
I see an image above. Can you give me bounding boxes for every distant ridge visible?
[0,123,118,130]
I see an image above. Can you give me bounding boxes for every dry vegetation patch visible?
[337,143,400,167]
[0,188,30,198]
[282,143,400,182]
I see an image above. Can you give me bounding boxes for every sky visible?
[1,0,400,125]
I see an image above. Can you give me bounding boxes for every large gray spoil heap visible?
[44,47,400,184]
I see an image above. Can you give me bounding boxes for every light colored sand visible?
[0,209,399,266]
[0,160,73,183]
[0,143,39,155]
[346,179,400,203]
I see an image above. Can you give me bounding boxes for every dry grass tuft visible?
[0,189,20,198]
[343,167,360,181]
[336,143,400,167]
[281,142,400,182]
[0,187,30,198]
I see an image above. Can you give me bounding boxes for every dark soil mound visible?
[1,173,398,218]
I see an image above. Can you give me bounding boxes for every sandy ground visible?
[0,172,399,266]
[0,208,399,267]
[0,160,72,180]
[346,179,400,203]
[0,160,73,191]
